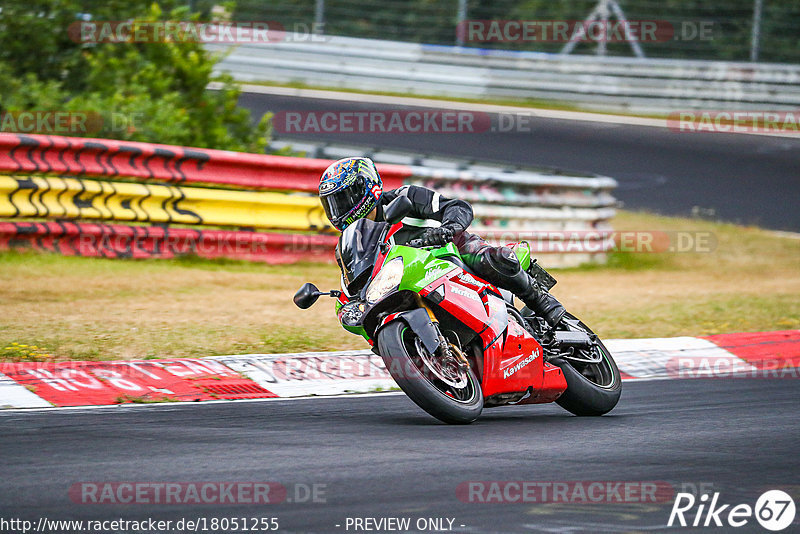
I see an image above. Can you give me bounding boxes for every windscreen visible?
[335,218,388,294]
[321,176,367,223]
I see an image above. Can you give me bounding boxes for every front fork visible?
[414,294,470,370]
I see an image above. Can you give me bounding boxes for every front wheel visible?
[377,321,483,424]
[550,314,622,416]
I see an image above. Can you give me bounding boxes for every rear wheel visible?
[550,314,621,416]
[377,321,483,424]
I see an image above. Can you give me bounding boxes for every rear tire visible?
[551,315,621,416]
[377,322,483,424]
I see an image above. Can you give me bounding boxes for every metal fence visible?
[231,0,800,64]
[210,34,800,113]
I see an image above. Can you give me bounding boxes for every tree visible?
[0,1,270,151]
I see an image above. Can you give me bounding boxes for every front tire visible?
[377,322,483,424]
[551,314,621,416]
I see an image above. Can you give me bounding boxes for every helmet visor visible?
[321,176,367,227]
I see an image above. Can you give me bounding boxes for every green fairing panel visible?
[513,241,532,270]
[345,324,369,339]
[387,244,460,293]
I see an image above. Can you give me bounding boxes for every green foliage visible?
[0,1,269,151]
[0,64,66,110]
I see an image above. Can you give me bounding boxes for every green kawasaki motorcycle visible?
[294,197,622,424]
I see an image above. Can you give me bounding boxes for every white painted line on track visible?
[0,390,406,415]
[0,371,52,409]
[0,375,685,414]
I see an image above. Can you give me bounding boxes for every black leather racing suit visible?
[374,185,565,326]
[377,185,473,247]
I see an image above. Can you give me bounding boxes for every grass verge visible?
[1,210,798,361]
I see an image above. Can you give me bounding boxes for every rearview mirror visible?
[384,195,412,225]
[293,283,321,309]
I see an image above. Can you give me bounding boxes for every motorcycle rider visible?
[318,157,565,327]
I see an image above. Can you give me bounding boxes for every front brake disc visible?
[414,337,468,389]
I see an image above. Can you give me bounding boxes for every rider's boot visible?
[517,279,566,328]
[506,268,566,328]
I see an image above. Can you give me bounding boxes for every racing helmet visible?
[319,157,383,231]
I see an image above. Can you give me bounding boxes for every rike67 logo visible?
[668,490,796,531]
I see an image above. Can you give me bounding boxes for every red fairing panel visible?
[385,221,404,242]
[482,313,546,398]
[421,269,563,400]
[421,271,504,343]
[515,362,567,404]
[378,311,406,330]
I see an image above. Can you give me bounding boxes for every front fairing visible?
[336,218,389,295]
[334,235,460,339]
[336,298,370,340]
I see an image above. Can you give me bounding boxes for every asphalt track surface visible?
[1,379,797,533]
[240,93,800,231]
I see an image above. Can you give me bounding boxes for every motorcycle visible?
[293,196,621,424]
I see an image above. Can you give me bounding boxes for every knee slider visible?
[474,247,529,294]
[484,246,521,276]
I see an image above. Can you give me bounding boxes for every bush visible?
[0,1,269,151]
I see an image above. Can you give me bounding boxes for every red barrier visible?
[0,221,338,264]
[0,359,278,406]
[703,330,800,369]
[0,133,411,192]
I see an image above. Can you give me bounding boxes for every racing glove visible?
[420,226,455,246]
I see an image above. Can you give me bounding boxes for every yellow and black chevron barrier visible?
[0,176,333,231]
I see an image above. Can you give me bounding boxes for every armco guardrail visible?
[0,221,337,264]
[0,133,410,192]
[0,133,396,263]
[0,176,329,230]
[209,34,800,113]
[0,133,617,266]
[272,138,619,240]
